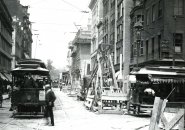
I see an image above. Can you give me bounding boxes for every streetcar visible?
[11,59,50,117]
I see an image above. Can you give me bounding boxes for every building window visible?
[117,24,123,41]
[158,0,163,17]
[152,4,156,22]
[134,42,137,56]
[146,9,150,25]
[116,48,120,64]
[117,2,123,18]
[175,33,183,53]
[110,13,115,24]
[146,40,149,59]
[174,0,183,16]
[152,38,155,58]
[140,41,144,56]
[158,35,161,58]
[131,44,134,59]
[135,15,144,25]
[110,33,114,44]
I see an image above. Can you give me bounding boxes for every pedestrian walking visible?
[45,84,56,126]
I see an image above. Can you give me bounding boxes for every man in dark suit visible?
[45,84,56,126]
[24,74,36,88]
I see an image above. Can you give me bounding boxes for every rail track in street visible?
[0,89,151,130]
[0,118,15,129]
[0,89,66,130]
[0,116,45,130]
[0,99,44,130]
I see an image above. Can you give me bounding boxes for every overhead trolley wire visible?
[57,0,82,11]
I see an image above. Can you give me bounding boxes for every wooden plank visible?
[149,97,162,130]
[109,55,118,88]
[165,109,184,130]
[160,113,168,127]
[158,99,168,127]
[178,114,184,130]
[160,99,168,113]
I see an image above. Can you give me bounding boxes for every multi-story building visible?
[0,0,13,87]
[88,0,133,87]
[130,0,185,69]
[5,0,33,69]
[113,0,133,97]
[5,0,24,69]
[129,0,185,102]
[70,28,91,89]
[89,0,103,70]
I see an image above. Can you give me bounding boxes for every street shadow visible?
[129,113,151,118]
[12,114,44,119]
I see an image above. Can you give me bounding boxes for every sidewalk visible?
[0,98,13,127]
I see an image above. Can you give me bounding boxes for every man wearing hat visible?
[45,84,56,126]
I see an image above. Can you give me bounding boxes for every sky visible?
[19,0,91,69]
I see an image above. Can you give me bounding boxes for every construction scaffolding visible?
[84,44,125,114]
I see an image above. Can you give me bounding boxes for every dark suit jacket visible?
[24,78,35,88]
[45,89,56,107]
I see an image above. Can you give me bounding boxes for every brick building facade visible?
[0,0,13,73]
[130,0,185,68]
[5,0,33,69]
[0,0,13,93]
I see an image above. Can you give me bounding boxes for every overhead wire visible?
[27,0,90,30]
[56,0,83,12]
[28,7,82,13]
[23,0,90,37]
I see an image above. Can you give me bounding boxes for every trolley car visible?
[11,59,50,116]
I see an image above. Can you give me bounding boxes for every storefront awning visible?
[130,67,185,76]
[130,67,185,83]
[151,78,185,83]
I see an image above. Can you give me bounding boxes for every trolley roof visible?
[12,59,49,76]
[17,59,47,69]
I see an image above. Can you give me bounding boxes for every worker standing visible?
[45,84,56,126]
